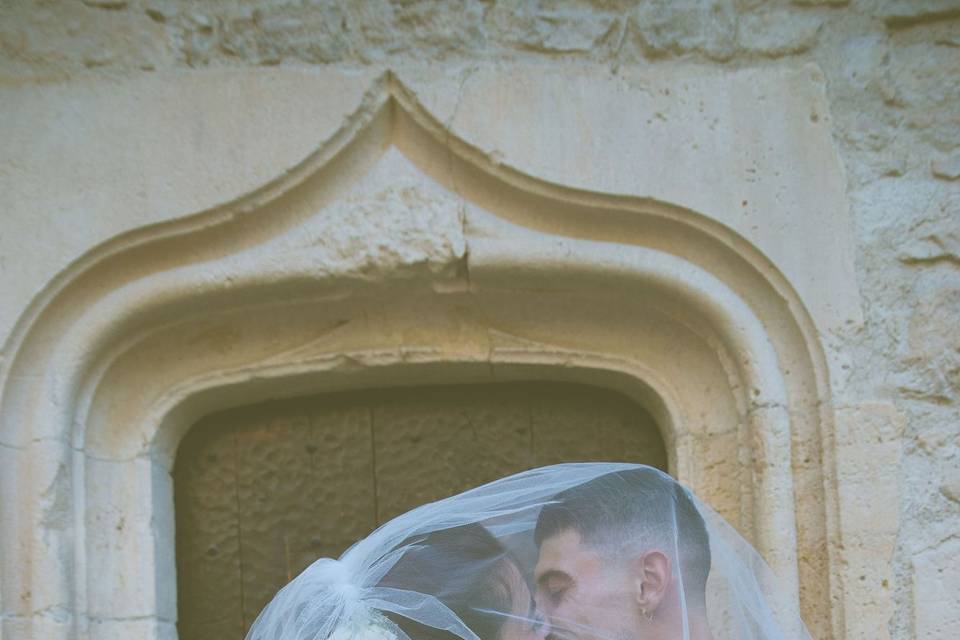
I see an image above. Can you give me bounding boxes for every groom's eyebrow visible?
[536,569,571,588]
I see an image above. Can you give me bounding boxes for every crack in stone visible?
[446,66,477,292]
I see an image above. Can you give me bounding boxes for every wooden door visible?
[175,382,667,639]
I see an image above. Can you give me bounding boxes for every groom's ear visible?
[632,551,671,613]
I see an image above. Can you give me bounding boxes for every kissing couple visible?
[246,464,809,640]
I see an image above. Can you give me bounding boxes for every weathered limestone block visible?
[0,444,27,626]
[20,440,76,616]
[406,63,860,336]
[895,279,960,404]
[913,537,960,639]
[883,43,960,152]
[84,619,177,640]
[0,64,862,351]
[261,150,467,281]
[627,1,737,61]
[932,152,960,180]
[880,0,960,28]
[85,456,174,620]
[791,0,849,5]
[834,403,906,640]
[488,4,617,53]
[898,221,960,266]
[0,68,376,346]
[737,10,823,57]
[940,457,960,503]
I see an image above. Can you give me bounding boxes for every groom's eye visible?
[543,576,571,604]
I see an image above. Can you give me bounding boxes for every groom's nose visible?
[534,589,551,614]
[533,612,551,640]
[534,596,557,628]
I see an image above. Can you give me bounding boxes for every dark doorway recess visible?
[175,382,667,640]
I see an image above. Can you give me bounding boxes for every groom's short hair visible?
[534,467,711,603]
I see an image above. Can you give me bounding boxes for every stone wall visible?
[1,2,957,640]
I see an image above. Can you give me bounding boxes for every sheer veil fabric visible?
[245,463,811,640]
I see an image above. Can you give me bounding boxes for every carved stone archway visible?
[0,74,836,640]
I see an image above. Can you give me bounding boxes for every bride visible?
[245,463,810,640]
[377,524,549,640]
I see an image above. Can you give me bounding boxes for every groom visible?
[533,468,714,640]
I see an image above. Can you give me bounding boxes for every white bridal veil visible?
[246,463,810,640]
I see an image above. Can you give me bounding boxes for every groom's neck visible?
[684,611,714,640]
[656,606,713,640]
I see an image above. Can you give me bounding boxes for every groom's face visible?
[534,529,640,640]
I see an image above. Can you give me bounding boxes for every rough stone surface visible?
[266,150,468,282]
[834,403,905,640]
[0,3,958,640]
[737,10,823,57]
[912,536,960,639]
[932,152,960,180]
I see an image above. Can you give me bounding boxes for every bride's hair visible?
[378,523,519,640]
